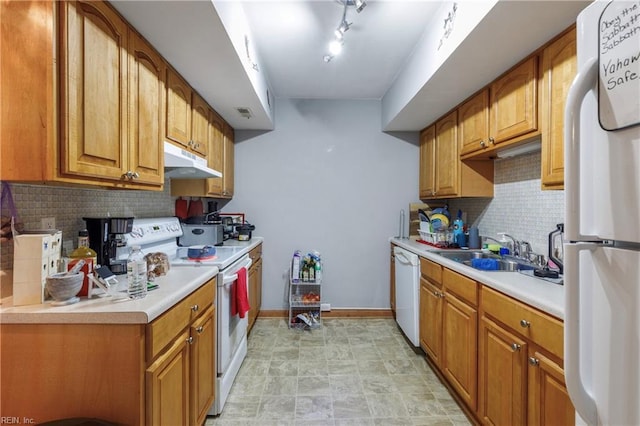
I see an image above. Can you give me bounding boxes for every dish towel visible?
[233,267,250,318]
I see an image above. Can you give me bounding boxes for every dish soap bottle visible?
[127,245,147,299]
[453,210,465,247]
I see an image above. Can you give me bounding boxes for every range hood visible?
[163,141,222,179]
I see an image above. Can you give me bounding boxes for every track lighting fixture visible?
[323,0,366,63]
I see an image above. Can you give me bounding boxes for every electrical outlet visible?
[41,217,56,230]
[321,303,331,312]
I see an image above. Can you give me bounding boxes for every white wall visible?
[226,98,418,310]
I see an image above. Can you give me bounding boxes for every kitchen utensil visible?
[46,272,84,305]
[417,209,430,222]
[187,245,216,260]
[187,198,204,217]
[179,223,224,246]
[235,223,255,241]
[175,197,188,219]
[548,223,564,273]
[430,213,449,231]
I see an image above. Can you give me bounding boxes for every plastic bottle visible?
[314,258,322,283]
[292,250,301,283]
[127,245,148,299]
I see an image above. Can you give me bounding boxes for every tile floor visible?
[205,317,472,426]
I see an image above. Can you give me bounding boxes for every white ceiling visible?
[241,0,440,100]
[110,1,591,131]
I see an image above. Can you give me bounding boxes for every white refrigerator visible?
[564,1,640,425]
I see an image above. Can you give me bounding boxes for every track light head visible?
[354,0,366,13]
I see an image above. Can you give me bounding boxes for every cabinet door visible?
[490,56,538,144]
[1,0,55,182]
[128,31,165,186]
[190,306,216,426]
[527,349,575,426]
[478,317,527,426]
[248,259,259,332]
[146,330,190,426]
[191,93,209,158]
[541,27,576,190]
[206,111,225,196]
[255,257,263,319]
[419,125,436,199]
[60,0,128,180]
[166,69,192,147]
[442,291,478,411]
[222,124,235,198]
[420,279,443,364]
[435,111,459,197]
[459,89,490,157]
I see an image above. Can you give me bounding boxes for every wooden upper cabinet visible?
[541,26,576,190]
[490,56,539,146]
[166,69,193,148]
[1,0,55,182]
[419,125,436,199]
[60,0,129,180]
[434,111,459,197]
[128,30,165,186]
[191,93,209,158]
[206,111,225,196]
[222,124,235,198]
[459,89,490,157]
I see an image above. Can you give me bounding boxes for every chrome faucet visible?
[500,233,520,257]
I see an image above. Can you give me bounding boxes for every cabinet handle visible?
[528,357,539,366]
[480,140,486,148]
[489,136,496,145]
[191,304,199,312]
[196,326,204,334]
[187,336,194,345]
[511,343,521,351]
[124,171,140,180]
[520,319,531,328]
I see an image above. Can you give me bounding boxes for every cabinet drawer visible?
[147,279,215,361]
[249,243,262,262]
[481,286,563,359]
[443,268,478,307]
[420,257,442,286]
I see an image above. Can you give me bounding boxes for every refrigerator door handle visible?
[564,243,598,425]
[564,56,599,242]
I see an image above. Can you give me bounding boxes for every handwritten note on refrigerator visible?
[598,0,640,130]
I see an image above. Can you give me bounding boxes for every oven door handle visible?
[222,257,253,286]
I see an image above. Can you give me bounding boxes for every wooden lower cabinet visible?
[442,289,478,411]
[146,330,191,425]
[527,349,575,426]
[417,261,574,426]
[420,278,443,363]
[247,243,263,333]
[478,316,528,426]
[190,306,217,425]
[0,281,216,425]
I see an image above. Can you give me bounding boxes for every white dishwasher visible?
[394,246,420,346]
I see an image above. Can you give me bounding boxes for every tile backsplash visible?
[1,182,176,270]
[449,150,564,257]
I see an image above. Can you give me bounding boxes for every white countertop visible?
[391,238,565,320]
[0,237,263,325]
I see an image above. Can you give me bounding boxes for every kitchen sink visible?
[434,250,541,272]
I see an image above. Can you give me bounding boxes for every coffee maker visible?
[83,217,134,275]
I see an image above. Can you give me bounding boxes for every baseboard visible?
[258,308,393,319]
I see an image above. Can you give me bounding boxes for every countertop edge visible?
[390,237,564,320]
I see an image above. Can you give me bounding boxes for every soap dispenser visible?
[497,232,512,255]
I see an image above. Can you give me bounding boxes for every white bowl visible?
[46,272,84,302]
